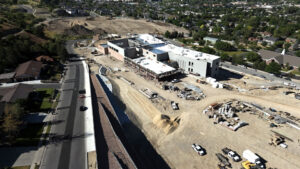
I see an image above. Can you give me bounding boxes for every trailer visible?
[242,150,265,169]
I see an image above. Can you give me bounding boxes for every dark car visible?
[80,106,87,111]
[79,89,86,94]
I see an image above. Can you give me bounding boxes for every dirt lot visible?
[79,46,300,169]
[43,16,188,36]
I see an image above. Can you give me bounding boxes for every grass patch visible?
[224,51,249,56]
[36,88,54,110]
[26,88,55,112]
[52,92,60,109]
[291,69,300,75]
[14,123,44,146]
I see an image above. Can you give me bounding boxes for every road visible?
[220,62,300,88]
[40,43,87,169]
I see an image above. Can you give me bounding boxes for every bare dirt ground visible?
[79,45,300,169]
[43,16,188,36]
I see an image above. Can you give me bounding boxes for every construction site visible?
[76,37,300,169]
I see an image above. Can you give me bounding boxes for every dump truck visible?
[242,160,256,169]
[242,150,265,169]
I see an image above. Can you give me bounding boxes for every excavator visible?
[242,161,257,169]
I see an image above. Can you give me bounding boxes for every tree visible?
[164,31,170,38]
[246,52,261,62]
[265,61,281,74]
[254,61,267,70]
[298,66,300,72]
[214,40,236,51]
[295,50,300,57]
[220,52,231,61]
[231,55,244,65]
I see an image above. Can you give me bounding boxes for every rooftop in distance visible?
[132,57,175,75]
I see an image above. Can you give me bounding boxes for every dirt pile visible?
[153,114,180,134]
[64,24,93,36]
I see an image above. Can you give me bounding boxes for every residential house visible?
[204,37,218,45]
[0,72,15,83]
[0,84,33,116]
[15,60,43,81]
[285,38,298,51]
[263,37,278,46]
[36,55,54,63]
[258,49,300,68]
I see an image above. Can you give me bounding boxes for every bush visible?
[214,40,236,51]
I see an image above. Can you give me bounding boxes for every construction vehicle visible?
[215,153,231,168]
[242,160,257,169]
[242,150,265,169]
[269,135,285,146]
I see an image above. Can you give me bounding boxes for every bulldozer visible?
[269,134,285,146]
[242,161,257,169]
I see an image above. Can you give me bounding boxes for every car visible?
[79,89,86,94]
[192,143,206,156]
[222,147,241,162]
[171,79,180,83]
[80,106,87,111]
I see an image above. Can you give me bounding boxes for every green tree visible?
[232,55,244,65]
[164,30,170,38]
[246,52,261,62]
[265,61,281,74]
[295,50,300,57]
[214,40,236,51]
[253,61,267,70]
[220,52,231,61]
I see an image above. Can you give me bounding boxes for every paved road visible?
[221,62,300,88]
[40,44,87,169]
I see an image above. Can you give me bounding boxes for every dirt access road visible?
[44,16,188,36]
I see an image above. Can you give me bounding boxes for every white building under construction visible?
[99,34,220,80]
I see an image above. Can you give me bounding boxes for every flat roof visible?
[138,34,219,61]
[150,49,166,55]
[0,72,15,80]
[132,57,175,75]
[137,34,164,45]
[156,44,220,61]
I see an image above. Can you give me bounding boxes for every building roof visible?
[150,49,166,55]
[258,49,300,67]
[0,72,15,80]
[137,34,164,45]
[0,83,33,102]
[156,43,220,61]
[15,60,43,78]
[36,55,54,62]
[263,36,278,42]
[204,37,218,41]
[138,34,220,61]
[132,57,175,75]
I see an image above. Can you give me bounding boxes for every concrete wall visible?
[142,49,169,61]
[168,52,208,77]
[125,48,137,59]
[97,45,108,55]
[208,58,220,77]
[108,48,125,61]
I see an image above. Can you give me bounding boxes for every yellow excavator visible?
[242,161,257,169]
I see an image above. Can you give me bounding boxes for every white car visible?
[228,151,241,162]
[192,144,205,156]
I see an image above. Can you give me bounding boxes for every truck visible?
[222,147,241,162]
[242,150,265,169]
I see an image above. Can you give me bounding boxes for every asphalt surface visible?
[40,42,87,169]
[220,62,300,88]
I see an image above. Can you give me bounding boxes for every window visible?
[188,62,190,66]
[188,68,190,71]
[191,62,194,66]
[191,68,193,72]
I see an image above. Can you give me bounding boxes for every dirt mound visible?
[153,114,181,134]
[64,24,93,36]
